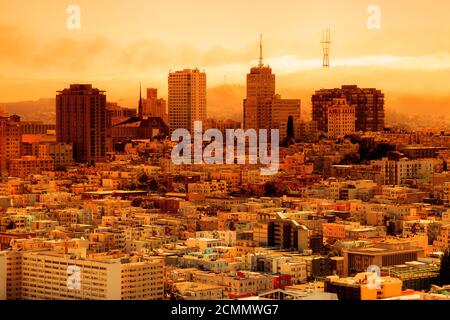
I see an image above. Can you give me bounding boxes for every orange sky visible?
[1,0,450,116]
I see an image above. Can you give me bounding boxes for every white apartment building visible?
[1,250,164,300]
[372,158,436,185]
[0,252,6,300]
[168,69,207,134]
[327,98,355,139]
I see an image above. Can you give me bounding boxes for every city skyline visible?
[3,0,450,306]
[1,0,450,118]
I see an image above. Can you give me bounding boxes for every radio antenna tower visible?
[321,28,331,68]
[258,33,264,67]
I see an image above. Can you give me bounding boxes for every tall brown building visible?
[243,42,275,131]
[271,96,301,141]
[312,85,384,134]
[0,115,21,177]
[243,36,300,139]
[56,84,107,164]
[143,88,168,124]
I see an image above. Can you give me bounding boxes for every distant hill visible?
[0,86,247,124]
[207,85,245,122]
[0,98,55,123]
[3,83,441,128]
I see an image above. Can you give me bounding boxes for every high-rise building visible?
[312,85,384,133]
[0,250,165,300]
[144,88,168,124]
[168,69,207,133]
[56,84,107,164]
[243,36,300,138]
[0,115,21,177]
[271,95,301,141]
[243,37,275,131]
[327,98,356,139]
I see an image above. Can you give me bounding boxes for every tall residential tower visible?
[168,69,207,133]
[243,35,275,131]
[56,84,107,164]
[243,35,301,141]
[0,115,21,177]
[312,85,385,134]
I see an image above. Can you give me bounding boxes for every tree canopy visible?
[439,249,450,285]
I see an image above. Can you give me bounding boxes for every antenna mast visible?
[321,28,331,68]
[259,33,264,67]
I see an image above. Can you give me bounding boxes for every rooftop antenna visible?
[321,28,331,68]
[258,33,264,67]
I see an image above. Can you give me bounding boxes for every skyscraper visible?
[312,85,385,133]
[243,35,275,131]
[56,84,107,164]
[243,35,300,139]
[168,69,207,133]
[0,115,21,177]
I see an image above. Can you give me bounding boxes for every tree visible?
[6,220,14,230]
[428,222,441,245]
[263,181,277,197]
[138,173,149,184]
[327,240,343,257]
[147,178,159,191]
[164,281,184,300]
[339,153,361,165]
[386,220,397,236]
[131,198,142,207]
[126,183,137,190]
[157,185,167,194]
[439,249,450,285]
[286,116,295,145]
[365,143,396,161]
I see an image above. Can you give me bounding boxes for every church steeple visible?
[138,82,143,119]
